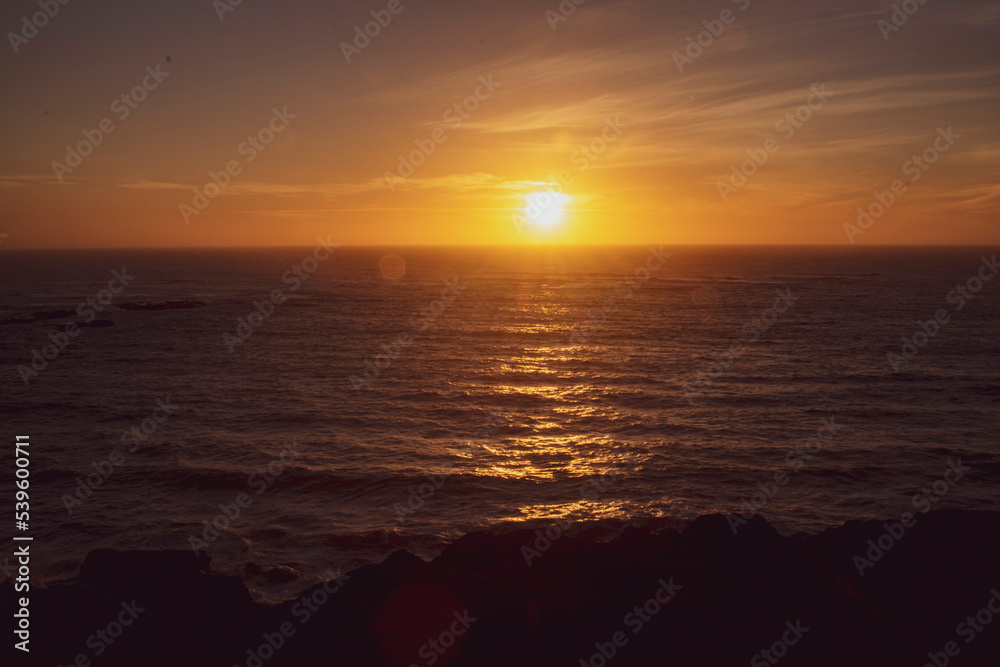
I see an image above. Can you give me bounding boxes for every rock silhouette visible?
[13,510,999,666]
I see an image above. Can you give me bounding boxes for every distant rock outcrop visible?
[116,300,206,311]
[31,309,75,319]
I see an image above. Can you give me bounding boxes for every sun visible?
[523,190,572,228]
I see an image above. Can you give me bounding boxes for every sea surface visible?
[1,245,998,602]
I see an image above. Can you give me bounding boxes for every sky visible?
[0,0,998,248]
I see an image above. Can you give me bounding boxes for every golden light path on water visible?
[451,330,663,523]
[385,277,708,528]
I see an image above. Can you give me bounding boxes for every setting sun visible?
[5,1,1000,663]
[524,190,572,229]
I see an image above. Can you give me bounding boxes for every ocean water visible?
[2,245,998,602]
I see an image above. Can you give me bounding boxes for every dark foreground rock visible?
[9,510,1000,666]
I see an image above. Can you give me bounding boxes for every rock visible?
[79,549,211,585]
[116,300,206,311]
[31,309,74,319]
[245,562,299,584]
[15,510,1000,667]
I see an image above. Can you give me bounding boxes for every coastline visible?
[14,509,1000,666]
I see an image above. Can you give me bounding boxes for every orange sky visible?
[1,0,998,248]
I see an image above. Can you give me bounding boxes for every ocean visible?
[2,245,998,602]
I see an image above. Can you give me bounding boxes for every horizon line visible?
[2,242,997,251]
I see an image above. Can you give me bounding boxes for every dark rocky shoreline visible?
[13,510,1000,666]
